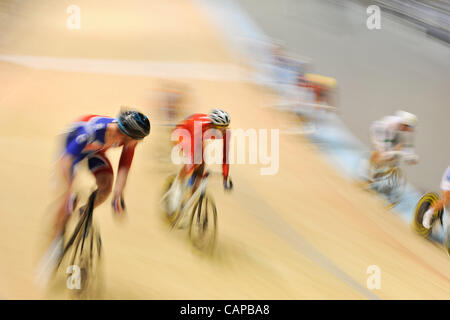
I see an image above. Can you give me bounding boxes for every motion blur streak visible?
[0,0,449,299]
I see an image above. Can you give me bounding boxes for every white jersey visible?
[370,115,401,151]
[370,115,415,153]
[441,166,450,191]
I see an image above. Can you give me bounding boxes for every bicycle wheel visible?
[411,192,442,238]
[189,193,217,253]
[59,191,103,298]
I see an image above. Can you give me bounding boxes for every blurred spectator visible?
[156,80,187,124]
[151,80,190,164]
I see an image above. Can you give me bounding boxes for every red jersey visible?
[174,113,230,178]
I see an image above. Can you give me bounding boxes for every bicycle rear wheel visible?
[189,193,217,253]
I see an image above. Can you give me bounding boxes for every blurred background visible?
[0,0,449,299]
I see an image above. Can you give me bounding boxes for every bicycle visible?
[412,192,449,256]
[161,169,223,253]
[369,165,406,206]
[359,151,409,206]
[55,190,103,298]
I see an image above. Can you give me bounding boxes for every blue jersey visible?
[442,166,450,191]
[64,115,116,158]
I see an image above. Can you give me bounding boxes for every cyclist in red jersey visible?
[173,109,232,192]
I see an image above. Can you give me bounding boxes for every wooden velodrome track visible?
[0,0,448,299]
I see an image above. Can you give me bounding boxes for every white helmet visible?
[209,108,230,126]
[395,110,418,127]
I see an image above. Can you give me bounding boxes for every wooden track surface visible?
[0,0,448,299]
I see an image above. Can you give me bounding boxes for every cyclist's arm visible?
[60,131,89,186]
[222,128,230,180]
[58,154,75,188]
[432,190,450,212]
[113,141,136,197]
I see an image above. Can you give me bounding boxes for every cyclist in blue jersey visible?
[37,109,150,285]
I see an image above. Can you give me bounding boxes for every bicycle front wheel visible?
[61,191,103,299]
[69,224,102,299]
[189,193,217,253]
[411,192,441,238]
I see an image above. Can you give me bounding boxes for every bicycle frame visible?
[162,170,210,228]
[181,172,209,211]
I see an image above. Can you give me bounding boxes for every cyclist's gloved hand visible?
[66,193,78,215]
[223,176,233,192]
[112,194,126,219]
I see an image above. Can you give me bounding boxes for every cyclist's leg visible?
[182,141,205,191]
[37,153,83,283]
[177,137,197,183]
[52,154,84,238]
[190,163,205,192]
[369,150,385,181]
[87,152,114,208]
[51,129,92,236]
[179,163,193,181]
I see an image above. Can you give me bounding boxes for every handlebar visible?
[112,195,127,218]
[382,150,418,164]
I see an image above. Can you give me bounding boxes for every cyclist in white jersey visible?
[369,110,419,169]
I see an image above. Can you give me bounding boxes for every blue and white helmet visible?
[117,109,150,140]
[209,108,230,126]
